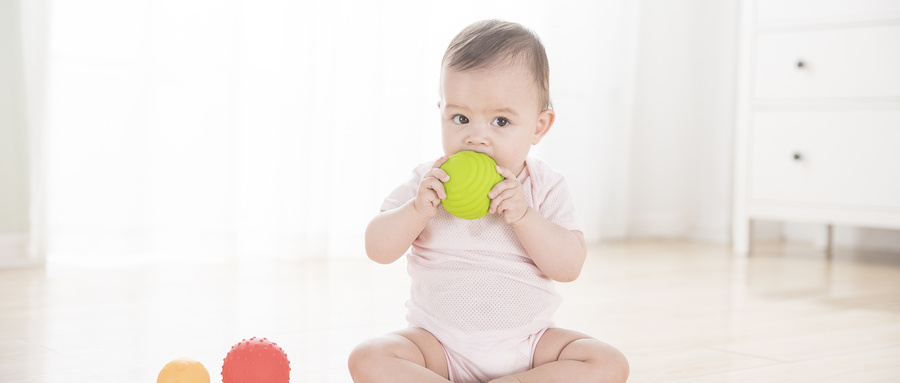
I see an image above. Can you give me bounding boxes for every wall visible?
[0,0,33,266]
[534,0,642,243]
[628,0,738,243]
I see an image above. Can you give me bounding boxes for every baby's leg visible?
[348,327,450,383]
[491,328,628,383]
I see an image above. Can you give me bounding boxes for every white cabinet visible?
[732,0,900,255]
[754,25,900,99]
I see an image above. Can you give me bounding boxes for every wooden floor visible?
[1,240,899,382]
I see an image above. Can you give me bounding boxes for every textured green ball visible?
[440,151,503,220]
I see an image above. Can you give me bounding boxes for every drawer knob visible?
[793,152,803,161]
[796,60,805,69]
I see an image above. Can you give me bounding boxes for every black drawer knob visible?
[796,60,805,69]
[793,152,802,161]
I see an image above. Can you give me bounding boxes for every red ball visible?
[222,337,290,383]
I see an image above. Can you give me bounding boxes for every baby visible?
[349,20,629,383]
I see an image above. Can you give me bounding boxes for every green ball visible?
[439,151,504,220]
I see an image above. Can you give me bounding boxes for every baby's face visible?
[439,61,553,177]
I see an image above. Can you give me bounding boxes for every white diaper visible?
[439,328,547,383]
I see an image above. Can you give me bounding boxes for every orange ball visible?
[157,357,210,383]
[222,337,290,383]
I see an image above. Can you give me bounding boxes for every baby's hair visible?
[442,20,552,111]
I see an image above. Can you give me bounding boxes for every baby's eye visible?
[492,117,510,127]
[452,114,470,125]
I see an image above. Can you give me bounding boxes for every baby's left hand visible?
[489,166,529,225]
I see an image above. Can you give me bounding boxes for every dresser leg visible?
[826,224,834,260]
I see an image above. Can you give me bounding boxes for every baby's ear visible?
[532,109,555,145]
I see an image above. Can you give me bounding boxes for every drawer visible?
[754,24,900,99]
[749,110,900,209]
[757,0,900,26]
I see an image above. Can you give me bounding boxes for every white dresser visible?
[732,0,900,255]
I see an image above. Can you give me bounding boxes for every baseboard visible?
[630,215,731,244]
[689,221,731,245]
[629,214,688,238]
[0,232,43,268]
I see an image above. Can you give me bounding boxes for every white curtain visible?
[37,0,640,261]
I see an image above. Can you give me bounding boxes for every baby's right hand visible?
[414,156,450,218]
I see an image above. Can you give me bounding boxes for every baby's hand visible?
[414,156,450,218]
[489,166,529,225]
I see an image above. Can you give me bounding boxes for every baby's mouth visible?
[460,149,492,158]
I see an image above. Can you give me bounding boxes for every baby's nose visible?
[464,124,490,146]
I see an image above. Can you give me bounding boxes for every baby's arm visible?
[365,156,449,264]
[490,166,587,282]
[512,209,586,282]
